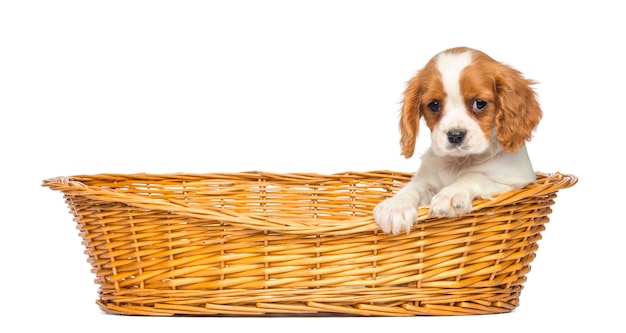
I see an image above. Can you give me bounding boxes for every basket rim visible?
[42,170,577,235]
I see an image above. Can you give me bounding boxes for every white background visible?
[1,1,623,332]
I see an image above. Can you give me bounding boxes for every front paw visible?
[373,196,418,234]
[429,189,472,217]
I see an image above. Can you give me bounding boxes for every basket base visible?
[96,286,522,316]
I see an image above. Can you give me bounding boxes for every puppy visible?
[374,47,542,234]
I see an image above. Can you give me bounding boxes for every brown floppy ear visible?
[399,75,422,158]
[494,65,543,152]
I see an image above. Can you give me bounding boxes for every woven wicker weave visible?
[43,170,576,316]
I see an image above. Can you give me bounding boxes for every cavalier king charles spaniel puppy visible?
[374,47,542,234]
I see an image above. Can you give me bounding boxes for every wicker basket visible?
[43,170,576,316]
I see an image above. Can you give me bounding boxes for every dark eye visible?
[472,99,487,111]
[427,101,440,113]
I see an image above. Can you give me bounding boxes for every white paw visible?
[373,196,418,234]
[428,188,472,217]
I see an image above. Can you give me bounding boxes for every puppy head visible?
[399,47,542,158]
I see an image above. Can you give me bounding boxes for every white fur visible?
[432,51,489,157]
[373,50,536,234]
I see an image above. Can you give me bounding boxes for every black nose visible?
[447,130,466,144]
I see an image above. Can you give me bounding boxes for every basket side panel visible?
[50,172,570,316]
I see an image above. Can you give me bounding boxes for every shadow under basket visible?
[42,170,577,316]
